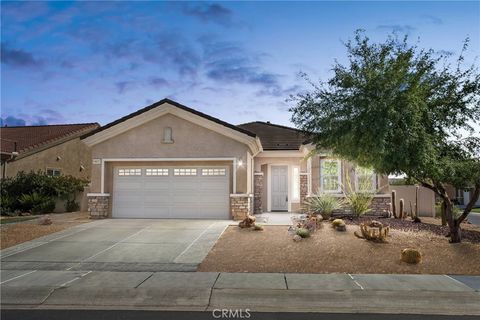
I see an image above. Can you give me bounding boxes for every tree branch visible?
[458,183,480,224]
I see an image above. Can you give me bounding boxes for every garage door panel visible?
[113,166,229,219]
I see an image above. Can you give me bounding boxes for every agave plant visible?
[302,190,344,218]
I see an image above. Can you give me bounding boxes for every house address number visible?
[92,159,101,165]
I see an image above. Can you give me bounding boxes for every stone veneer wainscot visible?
[87,193,110,219]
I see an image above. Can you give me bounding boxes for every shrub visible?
[343,175,375,216]
[296,228,310,238]
[302,191,344,218]
[65,200,80,212]
[19,193,55,214]
[2,171,89,214]
[1,194,15,216]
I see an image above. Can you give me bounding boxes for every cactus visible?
[331,219,344,228]
[399,199,405,219]
[392,190,397,218]
[354,220,390,242]
[401,248,422,264]
[415,186,419,219]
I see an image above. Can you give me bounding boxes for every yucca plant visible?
[302,190,344,218]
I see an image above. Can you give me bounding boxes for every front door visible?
[271,165,288,211]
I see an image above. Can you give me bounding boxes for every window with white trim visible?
[292,166,300,201]
[356,166,376,191]
[201,168,226,176]
[174,168,197,176]
[320,159,341,192]
[118,168,141,176]
[46,168,61,177]
[145,168,169,176]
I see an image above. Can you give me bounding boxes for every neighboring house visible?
[449,187,480,208]
[82,99,391,220]
[0,123,100,210]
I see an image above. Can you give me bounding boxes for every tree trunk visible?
[444,199,462,243]
[441,201,447,226]
[449,220,462,243]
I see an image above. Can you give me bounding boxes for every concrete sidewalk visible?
[1,271,479,315]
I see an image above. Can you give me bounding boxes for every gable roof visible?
[0,123,99,156]
[81,98,256,140]
[237,121,308,150]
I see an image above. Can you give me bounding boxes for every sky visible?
[1,1,479,128]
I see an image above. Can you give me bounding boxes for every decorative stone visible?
[336,224,347,232]
[293,235,302,242]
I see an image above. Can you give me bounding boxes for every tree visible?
[290,30,480,243]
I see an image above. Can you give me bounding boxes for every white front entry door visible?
[271,165,288,211]
[112,166,229,219]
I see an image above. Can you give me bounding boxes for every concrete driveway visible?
[1,219,229,272]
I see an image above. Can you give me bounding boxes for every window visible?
[174,168,197,176]
[118,168,141,176]
[356,166,376,191]
[163,127,173,143]
[320,159,341,192]
[292,166,300,201]
[146,168,169,176]
[202,168,226,176]
[46,168,61,177]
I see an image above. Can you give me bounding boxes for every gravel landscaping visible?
[0,212,91,249]
[198,221,480,275]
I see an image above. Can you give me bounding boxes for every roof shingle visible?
[237,121,307,150]
[0,123,99,155]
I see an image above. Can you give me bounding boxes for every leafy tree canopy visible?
[291,30,480,190]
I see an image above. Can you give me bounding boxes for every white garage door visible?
[112,166,229,219]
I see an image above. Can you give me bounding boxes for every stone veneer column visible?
[253,173,263,215]
[370,195,392,215]
[230,194,253,220]
[87,193,110,219]
[300,173,309,208]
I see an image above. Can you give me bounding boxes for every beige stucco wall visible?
[89,113,250,194]
[2,137,92,212]
[4,138,92,180]
[391,185,435,217]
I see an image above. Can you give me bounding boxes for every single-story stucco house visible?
[0,123,100,211]
[81,99,391,220]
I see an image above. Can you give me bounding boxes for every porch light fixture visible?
[238,159,244,167]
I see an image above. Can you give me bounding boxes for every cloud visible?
[115,81,137,94]
[149,77,169,88]
[421,15,443,25]
[376,24,416,33]
[1,109,65,126]
[1,43,43,68]
[1,1,50,23]
[200,37,283,94]
[152,32,201,76]
[181,3,233,26]
[0,116,26,127]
